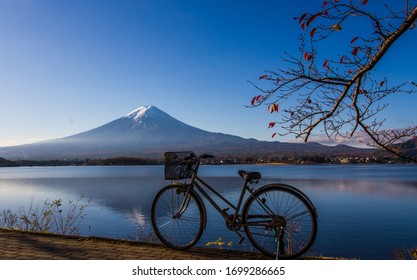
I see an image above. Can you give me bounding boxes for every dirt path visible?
[0,229,267,260]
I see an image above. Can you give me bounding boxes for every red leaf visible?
[323,60,329,68]
[307,12,322,27]
[307,99,312,104]
[322,1,329,8]
[340,55,345,64]
[310,28,317,38]
[251,95,263,105]
[301,22,306,30]
[380,81,385,87]
[333,0,339,2]
[362,0,369,5]
[304,52,313,61]
[268,104,279,113]
[268,122,276,129]
[299,13,308,23]
[350,36,359,44]
[271,133,277,138]
[259,74,268,80]
[275,78,280,85]
[352,47,359,56]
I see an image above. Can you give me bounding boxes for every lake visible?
[0,164,416,260]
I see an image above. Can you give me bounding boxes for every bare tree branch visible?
[249,1,417,162]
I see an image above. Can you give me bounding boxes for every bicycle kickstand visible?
[233,230,245,245]
[276,226,283,260]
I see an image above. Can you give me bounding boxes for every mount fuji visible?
[0,106,370,160]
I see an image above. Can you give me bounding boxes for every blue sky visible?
[1,0,416,147]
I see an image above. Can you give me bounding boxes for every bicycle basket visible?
[164,151,197,180]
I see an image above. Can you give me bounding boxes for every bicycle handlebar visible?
[184,153,214,160]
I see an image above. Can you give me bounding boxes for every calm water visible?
[0,164,416,260]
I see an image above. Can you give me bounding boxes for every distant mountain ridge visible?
[0,156,16,167]
[0,106,375,160]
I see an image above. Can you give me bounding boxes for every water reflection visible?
[0,164,416,259]
[127,208,146,228]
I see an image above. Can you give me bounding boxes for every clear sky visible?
[1,0,416,147]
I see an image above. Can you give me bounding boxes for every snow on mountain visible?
[0,105,373,160]
[0,105,244,159]
[65,105,216,145]
[123,106,187,128]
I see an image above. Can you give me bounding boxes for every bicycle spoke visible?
[153,154,317,259]
[287,210,311,221]
[243,185,317,259]
[151,184,204,249]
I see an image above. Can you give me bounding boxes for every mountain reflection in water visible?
[0,164,416,260]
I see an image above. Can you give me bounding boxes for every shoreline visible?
[1,160,414,168]
[0,228,340,260]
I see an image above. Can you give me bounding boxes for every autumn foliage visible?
[250,0,417,162]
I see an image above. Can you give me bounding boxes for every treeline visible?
[82,157,162,166]
[204,155,405,164]
[2,157,162,167]
[0,156,17,167]
[0,154,409,168]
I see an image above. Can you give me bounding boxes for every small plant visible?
[392,247,417,260]
[0,209,18,228]
[0,196,90,235]
[205,237,233,249]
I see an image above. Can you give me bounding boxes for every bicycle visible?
[151,151,318,259]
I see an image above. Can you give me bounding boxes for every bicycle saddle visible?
[238,170,261,181]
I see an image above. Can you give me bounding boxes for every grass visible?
[0,196,90,235]
[205,237,233,249]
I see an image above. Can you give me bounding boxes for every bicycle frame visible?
[172,158,262,242]
[190,171,250,226]
[154,153,318,259]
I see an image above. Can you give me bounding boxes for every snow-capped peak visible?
[122,105,185,129]
[124,105,154,121]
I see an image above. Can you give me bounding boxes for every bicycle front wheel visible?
[151,184,205,250]
[242,184,317,259]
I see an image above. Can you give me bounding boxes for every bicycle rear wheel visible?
[151,184,205,250]
[242,184,317,259]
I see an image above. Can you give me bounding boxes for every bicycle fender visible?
[257,184,318,218]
